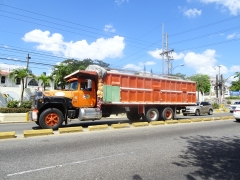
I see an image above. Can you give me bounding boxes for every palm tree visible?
[37,73,53,91]
[9,68,34,102]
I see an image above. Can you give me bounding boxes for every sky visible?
[0,0,240,83]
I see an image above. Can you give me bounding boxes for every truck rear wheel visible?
[143,108,159,122]
[39,108,64,130]
[126,112,141,122]
[162,107,174,120]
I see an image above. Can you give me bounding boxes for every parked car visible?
[229,101,240,113]
[182,102,213,116]
[233,106,240,122]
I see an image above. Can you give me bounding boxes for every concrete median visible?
[58,127,83,134]
[88,124,109,131]
[23,129,53,138]
[0,131,16,139]
[178,119,191,123]
[132,122,149,127]
[150,121,165,125]
[111,123,130,129]
[191,118,202,122]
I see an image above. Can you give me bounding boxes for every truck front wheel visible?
[162,107,174,120]
[39,108,64,130]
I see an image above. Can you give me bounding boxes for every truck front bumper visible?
[28,110,38,121]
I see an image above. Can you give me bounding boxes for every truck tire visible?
[162,107,174,120]
[195,109,200,116]
[39,108,64,130]
[126,112,141,122]
[143,108,159,122]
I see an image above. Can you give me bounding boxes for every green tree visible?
[173,73,187,80]
[37,73,54,91]
[188,74,211,101]
[9,68,34,102]
[230,72,240,91]
[52,58,110,89]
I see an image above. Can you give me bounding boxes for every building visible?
[0,69,54,107]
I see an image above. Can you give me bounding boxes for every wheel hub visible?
[45,113,59,126]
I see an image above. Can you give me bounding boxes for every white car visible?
[229,101,240,113]
[233,106,240,122]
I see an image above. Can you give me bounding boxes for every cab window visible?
[68,81,78,90]
[80,79,92,91]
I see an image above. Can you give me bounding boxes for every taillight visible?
[234,110,240,112]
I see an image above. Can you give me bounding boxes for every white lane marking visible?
[7,152,134,177]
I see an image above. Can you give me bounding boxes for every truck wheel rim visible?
[165,110,172,119]
[150,111,157,120]
[45,113,59,126]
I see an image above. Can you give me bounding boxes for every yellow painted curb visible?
[111,123,130,129]
[165,120,178,124]
[88,124,108,131]
[213,117,221,120]
[202,117,213,121]
[26,112,29,121]
[191,118,202,122]
[132,122,149,127]
[150,121,165,125]
[23,129,53,138]
[221,116,230,120]
[58,126,83,134]
[178,119,191,123]
[0,131,16,139]
[228,116,234,119]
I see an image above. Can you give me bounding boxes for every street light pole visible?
[172,64,184,74]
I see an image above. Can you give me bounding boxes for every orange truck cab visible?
[28,65,196,129]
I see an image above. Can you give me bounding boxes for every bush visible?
[20,100,32,108]
[212,102,219,109]
[0,108,30,113]
[6,100,19,108]
[227,100,231,105]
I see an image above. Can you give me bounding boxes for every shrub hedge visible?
[0,100,32,113]
[0,108,31,113]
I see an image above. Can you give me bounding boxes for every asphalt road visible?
[0,112,233,134]
[0,119,239,180]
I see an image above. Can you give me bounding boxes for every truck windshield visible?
[66,81,78,90]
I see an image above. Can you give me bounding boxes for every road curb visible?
[178,119,191,123]
[23,129,53,138]
[58,127,83,134]
[150,121,165,125]
[165,120,178,124]
[0,131,16,139]
[132,122,149,127]
[111,123,130,129]
[191,118,202,122]
[202,117,213,121]
[88,124,108,131]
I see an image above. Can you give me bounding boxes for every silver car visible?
[182,102,213,116]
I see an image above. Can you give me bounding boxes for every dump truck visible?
[28,65,196,129]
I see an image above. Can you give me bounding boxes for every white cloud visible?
[104,24,116,33]
[183,8,202,18]
[199,0,240,15]
[145,61,156,65]
[148,48,185,60]
[22,29,125,60]
[226,32,240,39]
[184,49,228,76]
[115,0,129,6]
[0,63,23,71]
[229,65,240,72]
[123,64,142,71]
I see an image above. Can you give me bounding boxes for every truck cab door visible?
[78,80,96,108]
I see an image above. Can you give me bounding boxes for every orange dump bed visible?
[102,71,196,105]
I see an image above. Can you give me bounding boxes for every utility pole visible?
[161,23,164,75]
[160,33,174,75]
[25,53,31,88]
